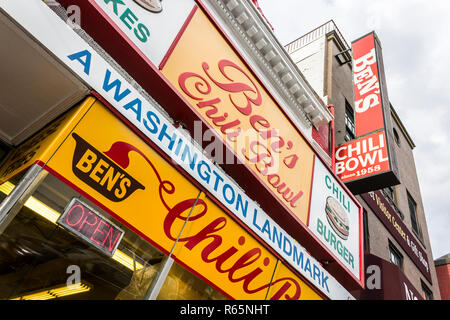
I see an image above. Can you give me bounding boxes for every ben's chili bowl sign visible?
[47,102,326,300]
[335,31,399,193]
[336,131,390,182]
[161,8,316,226]
[352,32,384,137]
[160,8,363,285]
[60,50,355,299]
[6,0,358,298]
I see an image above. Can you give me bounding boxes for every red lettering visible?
[227,248,263,284]
[197,98,222,118]
[184,217,227,250]
[221,122,242,142]
[177,59,303,210]
[102,225,122,253]
[275,182,295,202]
[259,129,285,153]
[289,190,304,208]
[62,201,123,254]
[202,60,262,116]
[163,198,208,242]
[249,114,270,132]
[162,192,301,299]
[243,140,273,168]
[204,241,239,273]
[77,211,98,232]
[178,72,211,100]
[90,219,109,245]
[197,99,243,138]
[267,174,281,187]
[241,140,303,208]
[268,278,301,300]
[65,204,84,227]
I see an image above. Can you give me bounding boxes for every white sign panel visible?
[92,0,195,67]
[308,160,362,279]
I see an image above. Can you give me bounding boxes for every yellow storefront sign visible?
[161,8,315,224]
[45,98,322,300]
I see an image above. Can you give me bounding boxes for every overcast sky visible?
[258,0,450,260]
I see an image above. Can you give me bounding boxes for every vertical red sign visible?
[335,32,400,194]
[352,33,384,137]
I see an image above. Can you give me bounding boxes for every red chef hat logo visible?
[71,133,146,202]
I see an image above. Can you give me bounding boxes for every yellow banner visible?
[0,97,95,184]
[46,99,321,300]
[161,8,315,224]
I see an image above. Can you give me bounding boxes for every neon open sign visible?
[58,198,124,256]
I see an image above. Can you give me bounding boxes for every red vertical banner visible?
[352,33,384,137]
[335,32,400,194]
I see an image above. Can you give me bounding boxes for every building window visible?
[344,100,356,142]
[344,130,355,143]
[381,187,404,220]
[363,209,370,252]
[407,191,422,239]
[421,281,433,300]
[393,128,401,147]
[384,186,396,204]
[389,242,403,270]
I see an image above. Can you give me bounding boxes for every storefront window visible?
[0,173,164,300]
[0,170,232,300]
[156,261,227,300]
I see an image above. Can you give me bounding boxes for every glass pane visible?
[157,261,228,300]
[407,193,420,237]
[421,283,433,300]
[0,174,165,300]
[345,101,354,122]
[389,246,402,269]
